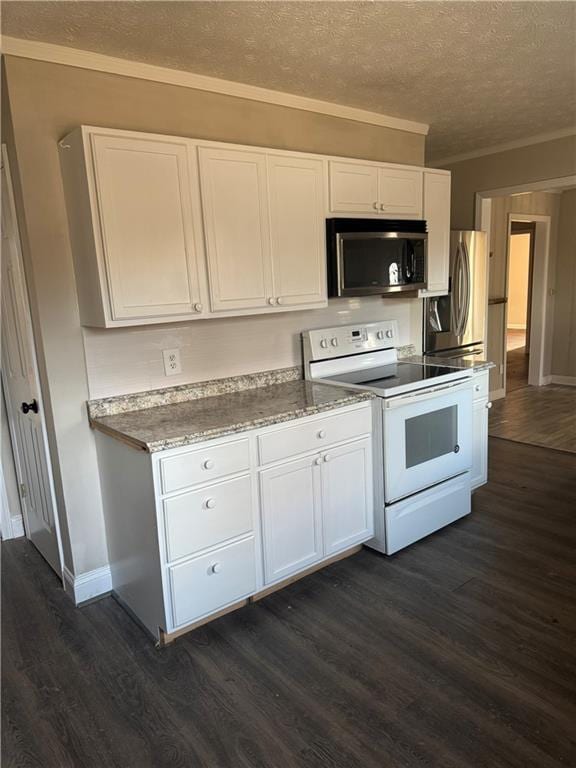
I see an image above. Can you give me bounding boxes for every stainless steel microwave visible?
[327,218,427,297]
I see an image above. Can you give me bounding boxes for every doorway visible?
[506,222,535,393]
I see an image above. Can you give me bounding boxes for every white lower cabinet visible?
[96,402,374,642]
[260,456,323,583]
[471,370,490,490]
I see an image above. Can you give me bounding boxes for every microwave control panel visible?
[302,320,399,363]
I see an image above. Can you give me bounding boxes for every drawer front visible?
[258,406,372,465]
[160,438,250,494]
[169,537,256,627]
[163,475,253,562]
[473,371,489,401]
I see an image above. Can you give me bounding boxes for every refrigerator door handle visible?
[451,243,461,335]
[461,239,472,336]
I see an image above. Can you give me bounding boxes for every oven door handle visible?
[384,379,472,409]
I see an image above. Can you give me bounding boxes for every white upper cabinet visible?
[329,162,380,214]
[377,168,423,217]
[329,161,423,217]
[267,155,326,308]
[59,128,207,327]
[198,147,273,312]
[421,171,451,296]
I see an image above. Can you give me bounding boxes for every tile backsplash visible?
[83,296,423,399]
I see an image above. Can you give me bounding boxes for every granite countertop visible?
[90,379,374,453]
[403,354,495,371]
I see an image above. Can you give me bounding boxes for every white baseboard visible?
[550,375,576,386]
[540,375,553,386]
[9,514,25,538]
[507,324,527,330]
[490,388,506,401]
[63,564,113,605]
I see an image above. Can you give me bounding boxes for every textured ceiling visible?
[2,1,575,160]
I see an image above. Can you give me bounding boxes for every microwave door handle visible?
[429,298,442,332]
[406,240,416,281]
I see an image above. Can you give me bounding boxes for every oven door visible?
[382,379,473,503]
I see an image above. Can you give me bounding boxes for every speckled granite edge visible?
[396,344,417,359]
[88,366,302,418]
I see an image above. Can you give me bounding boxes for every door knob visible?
[21,399,39,415]
[454,444,460,454]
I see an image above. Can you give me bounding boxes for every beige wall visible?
[552,189,576,379]
[486,192,561,392]
[441,135,576,230]
[507,234,530,329]
[2,55,425,576]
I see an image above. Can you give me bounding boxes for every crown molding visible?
[1,36,429,136]
[429,128,576,167]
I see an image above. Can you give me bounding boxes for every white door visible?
[260,455,323,584]
[378,168,423,217]
[1,148,62,574]
[90,134,205,320]
[471,397,489,490]
[199,147,273,312]
[321,438,373,556]
[268,155,326,308]
[329,161,380,214]
[423,172,451,294]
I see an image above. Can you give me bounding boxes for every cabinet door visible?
[378,168,423,217]
[329,161,379,214]
[422,172,451,295]
[471,398,489,490]
[91,134,204,320]
[198,147,273,311]
[268,156,327,307]
[260,456,322,584]
[321,438,373,556]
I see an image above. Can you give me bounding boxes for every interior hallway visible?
[3,439,576,768]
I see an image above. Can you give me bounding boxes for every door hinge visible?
[19,482,27,498]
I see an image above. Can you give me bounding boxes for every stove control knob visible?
[331,338,339,347]
[320,339,328,349]
[376,330,385,340]
[386,329,394,338]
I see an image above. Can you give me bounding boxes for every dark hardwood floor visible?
[3,438,576,768]
[506,345,529,393]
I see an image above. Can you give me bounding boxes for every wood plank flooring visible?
[490,384,576,453]
[3,438,576,768]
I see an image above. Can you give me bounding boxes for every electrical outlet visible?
[163,348,182,376]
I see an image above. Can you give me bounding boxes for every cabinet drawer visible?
[169,537,256,628]
[160,439,250,494]
[163,475,253,562]
[258,406,372,465]
[472,371,489,401]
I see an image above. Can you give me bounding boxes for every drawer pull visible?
[209,562,222,574]
[486,402,493,410]
[202,459,215,470]
[205,497,216,509]
[324,454,331,463]
[314,456,323,466]
[475,384,480,392]
[317,429,326,439]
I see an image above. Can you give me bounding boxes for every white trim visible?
[9,514,25,538]
[63,564,113,605]
[477,175,576,200]
[490,387,506,401]
[1,36,429,136]
[430,128,576,167]
[550,375,576,386]
[507,324,527,330]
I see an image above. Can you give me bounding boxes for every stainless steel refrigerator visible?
[423,231,488,360]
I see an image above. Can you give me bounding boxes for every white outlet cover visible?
[163,348,182,376]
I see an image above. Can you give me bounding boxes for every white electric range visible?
[303,321,474,554]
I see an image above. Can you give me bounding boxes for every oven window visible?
[405,405,457,468]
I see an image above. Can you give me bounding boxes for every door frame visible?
[1,144,64,573]
[475,175,575,397]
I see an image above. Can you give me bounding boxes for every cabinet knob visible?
[194,303,203,312]
[486,402,493,410]
[317,429,326,439]
[276,297,283,306]
[475,384,481,392]
[373,202,379,211]
[209,562,222,574]
[324,454,331,463]
[380,204,387,212]
[205,497,216,509]
[202,459,215,470]
[268,297,276,306]
[314,456,323,466]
